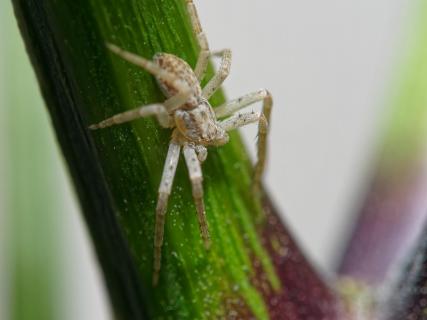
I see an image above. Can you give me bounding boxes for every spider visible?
[89,0,273,286]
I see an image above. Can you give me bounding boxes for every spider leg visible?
[219,90,273,196]
[186,0,210,81]
[215,89,272,119]
[220,111,264,132]
[88,88,194,130]
[152,142,181,286]
[90,44,194,130]
[202,49,232,99]
[89,103,173,130]
[183,144,211,248]
[186,1,233,93]
[106,43,191,97]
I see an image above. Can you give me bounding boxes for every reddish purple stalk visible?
[260,199,342,319]
[339,164,427,284]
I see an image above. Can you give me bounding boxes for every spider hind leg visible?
[183,144,211,248]
[217,89,273,197]
[153,142,181,286]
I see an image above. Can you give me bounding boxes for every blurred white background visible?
[0,0,414,319]
[198,0,410,270]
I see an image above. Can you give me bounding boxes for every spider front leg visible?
[88,89,193,130]
[186,0,210,81]
[183,144,211,248]
[218,89,273,196]
[89,103,172,129]
[107,44,191,97]
[89,44,193,129]
[202,49,232,99]
[153,142,181,286]
[186,0,232,91]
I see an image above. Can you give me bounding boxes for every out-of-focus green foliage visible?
[1,1,66,319]
[382,0,427,172]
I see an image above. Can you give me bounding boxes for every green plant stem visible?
[12,0,340,318]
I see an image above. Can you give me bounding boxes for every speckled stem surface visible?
[12,0,340,318]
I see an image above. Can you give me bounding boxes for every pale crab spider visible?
[89,0,273,285]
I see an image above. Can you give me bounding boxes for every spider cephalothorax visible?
[174,98,230,146]
[89,0,273,286]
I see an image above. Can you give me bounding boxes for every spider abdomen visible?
[153,53,201,108]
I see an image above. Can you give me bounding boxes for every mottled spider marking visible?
[153,53,201,109]
[174,99,229,146]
